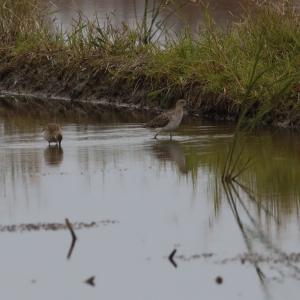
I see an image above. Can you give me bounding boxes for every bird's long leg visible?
[170,132,172,140]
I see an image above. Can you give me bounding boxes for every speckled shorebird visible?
[146,99,187,139]
[294,83,300,101]
[43,123,63,147]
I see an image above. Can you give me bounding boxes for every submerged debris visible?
[65,218,77,260]
[175,252,300,282]
[215,276,223,285]
[168,249,178,268]
[176,253,214,262]
[84,276,95,287]
[175,252,300,265]
[0,220,118,233]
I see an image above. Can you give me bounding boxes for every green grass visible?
[0,0,300,117]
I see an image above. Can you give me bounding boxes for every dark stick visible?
[168,248,177,268]
[65,218,77,259]
[84,276,95,287]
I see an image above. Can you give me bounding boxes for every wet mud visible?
[0,91,160,122]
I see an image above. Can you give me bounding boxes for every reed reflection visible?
[199,131,300,226]
[150,128,300,228]
[221,180,300,285]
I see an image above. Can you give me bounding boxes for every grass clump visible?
[0,0,52,48]
[0,0,299,122]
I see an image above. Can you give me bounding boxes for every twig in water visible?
[168,248,178,268]
[84,276,95,287]
[65,218,77,259]
[215,276,223,284]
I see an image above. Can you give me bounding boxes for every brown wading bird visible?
[294,83,300,101]
[146,99,187,139]
[43,123,63,147]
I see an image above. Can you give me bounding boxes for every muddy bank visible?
[0,52,237,122]
[0,220,118,233]
[0,90,161,122]
[0,44,300,128]
[1,0,300,130]
[0,50,297,127]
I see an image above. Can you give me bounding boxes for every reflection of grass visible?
[223,133,300,219]
[222,181,267,284]
[2,0,300,227]
[222,180,300,283]
[170,129,300,220]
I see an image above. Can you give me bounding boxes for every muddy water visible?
[1,112,300,300]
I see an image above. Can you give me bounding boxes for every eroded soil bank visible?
[0,90,161,122]
[0,59,227,122]
[1,0,300,126]
[0,50,298,128]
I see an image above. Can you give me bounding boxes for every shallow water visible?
[1,111,300,299]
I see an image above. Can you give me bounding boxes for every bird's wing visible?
[47,123,60,133]
[146,110,173,128]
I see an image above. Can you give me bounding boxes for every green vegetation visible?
[0,0,299,123]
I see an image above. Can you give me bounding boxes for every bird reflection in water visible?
[152,140,187,174]
[44,146,64,166]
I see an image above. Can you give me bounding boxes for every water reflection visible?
[151,140,187,174]
[1,114,300,225]
[222,180,300,285]
[44,146,64,166]
[202,131,300,222]
[1,111,300,299]
[1,112,300,227]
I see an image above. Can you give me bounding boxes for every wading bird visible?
[146,99,187,139]
[294,83,300,101]
[43,123,63,147]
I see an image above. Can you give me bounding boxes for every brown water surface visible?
[1,109,300,299]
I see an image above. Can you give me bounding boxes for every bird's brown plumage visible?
[146,99,187,139]
[43,123,63,146]
[146,109,175,128]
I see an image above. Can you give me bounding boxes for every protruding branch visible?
[84,276,95,287]
[65,218,77,259]
[168,249,177,268]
